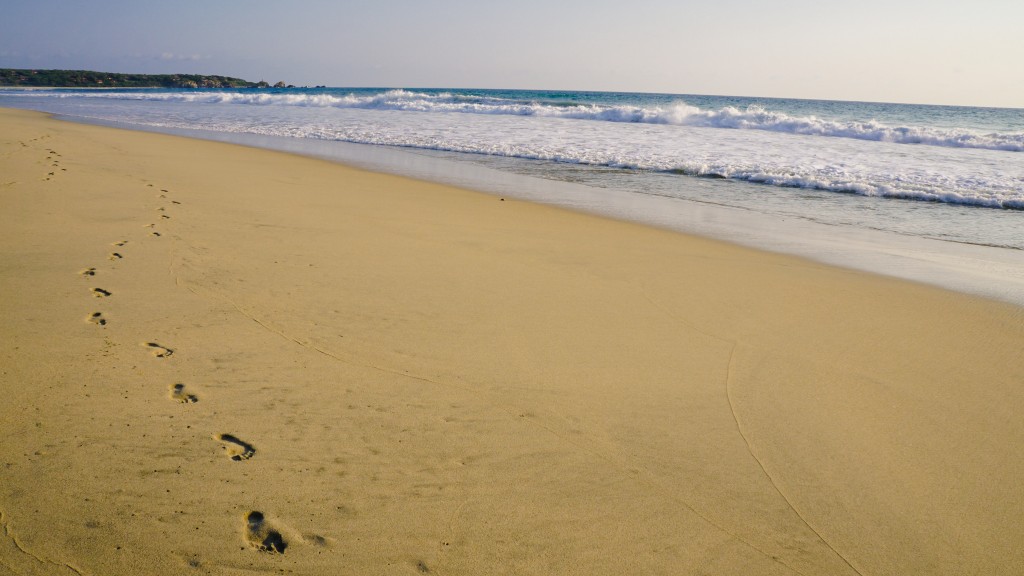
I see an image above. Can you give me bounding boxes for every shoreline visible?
[2,107,1023,575]
[47,111,1024,309]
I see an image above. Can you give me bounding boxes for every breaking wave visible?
[34,88,1024,152]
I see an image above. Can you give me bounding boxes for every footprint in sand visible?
[91,287,112,298]
[143,342,173,358]
[150,232,162,237]
[169,383,197,403]
[109,252,123,260]
[302,534,329,548]
[160,215,171,220]
[112,240,128,247]
[79,268,96,277]
[244,511,286,553]
[216,434,255,461]
[86,312,107,326]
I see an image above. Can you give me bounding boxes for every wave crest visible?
[33,88,1024,152]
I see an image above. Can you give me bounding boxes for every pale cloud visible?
[158,52,206,62]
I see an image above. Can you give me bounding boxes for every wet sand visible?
[1,107,1022,576]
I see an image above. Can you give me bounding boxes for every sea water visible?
[2,87,1022,305]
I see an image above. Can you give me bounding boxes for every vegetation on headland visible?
[0,69,293,89]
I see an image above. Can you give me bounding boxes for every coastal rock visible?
[0,68,258,88]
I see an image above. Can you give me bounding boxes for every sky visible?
[1,0,1022,108]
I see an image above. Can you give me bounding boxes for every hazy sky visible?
[2,0,1022,108]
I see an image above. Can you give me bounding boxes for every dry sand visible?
[1,107,1022,576]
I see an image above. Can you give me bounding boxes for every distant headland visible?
[0,69,294,89]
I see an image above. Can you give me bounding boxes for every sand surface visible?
[1,107,1022,576]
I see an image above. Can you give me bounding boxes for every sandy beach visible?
[1,106,1022,575]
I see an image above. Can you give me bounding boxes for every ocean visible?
[2,87,1022,305]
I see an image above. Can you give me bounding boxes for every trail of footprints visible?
[76,182,304,555]
[42,148,67,181]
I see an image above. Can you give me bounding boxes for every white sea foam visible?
[37,89,1024,152]
[214,109,1021,210]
